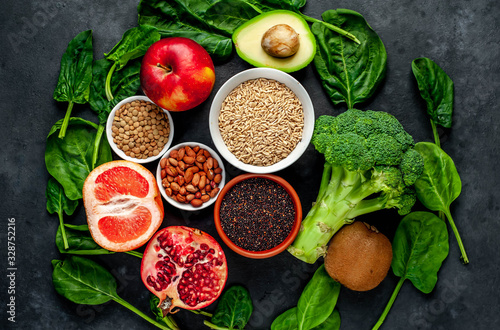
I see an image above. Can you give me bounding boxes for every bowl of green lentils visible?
[106,95,174,163]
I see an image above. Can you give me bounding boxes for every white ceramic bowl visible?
[156,142,226,211]
[106,95,174,164]
[209,68,314,174]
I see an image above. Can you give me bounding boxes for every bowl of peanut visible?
[106,95,174,163]
[156,142,225,211]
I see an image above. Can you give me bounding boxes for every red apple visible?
[140,37,215,112]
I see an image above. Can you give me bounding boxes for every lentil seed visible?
[111,100,170,160]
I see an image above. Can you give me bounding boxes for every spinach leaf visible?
[271,265,341,330]
[296,264,340,330]
[372,212,449,330]
[414,142,468,264]
[234,0,306,12]
[312,9,386,109]
[104,26,160,100]
[46,177,79,249]
[271,306,341,330]
[53,30,94,138]
[311,309,340,330]
[392,212,449,292]
[412,57,454,146]
[138,0,234,63]
[271,307,299,330]
[56,224,114,255]
[52,255,117,305]
[87,58,141,164]
[206,285,253,329]
[105,25,160,71]
[56,224,143,258]
[89,58,142,125]
[52,256,171,329]
[203,0,262,36]
[63,223,90,231]
[45,117,112,200]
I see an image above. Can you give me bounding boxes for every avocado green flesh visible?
[233,11,316,73]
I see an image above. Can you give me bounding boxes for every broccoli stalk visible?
[288,109,424,264]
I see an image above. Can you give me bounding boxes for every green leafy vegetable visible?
[56,224,143,258]
[53,30,94,138]
[138,0,234,63]
[46,178,79,249]
[312,9,387,109]
[52,256,172,329]
[45,117,112,200]
[150,295,181,330]
[197,1,261,38]
[56,224,111,255]
[296,264,340,330]
[103,26,160,100]
[105,25,160,70]
[288,109,423,263]
[372,212,449,330]
[84,26,158,160]
[204,285,253,329]
[411,57,454,147]
[414,142,468,264]
[272,307,300,330]
[311,309,340,330]
[271,265,341,330]
[137,0,360,64]
[89,58,142,124]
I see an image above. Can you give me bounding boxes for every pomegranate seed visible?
[141,227,227,313]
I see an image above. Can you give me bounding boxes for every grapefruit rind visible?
[83,160,164,252]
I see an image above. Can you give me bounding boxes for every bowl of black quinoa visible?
[213,173,302,259]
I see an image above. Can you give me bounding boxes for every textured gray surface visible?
[1,0,499,329]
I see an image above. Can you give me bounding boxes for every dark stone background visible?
[1,0,499,329]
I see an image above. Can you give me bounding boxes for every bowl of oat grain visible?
[209,68,314,174]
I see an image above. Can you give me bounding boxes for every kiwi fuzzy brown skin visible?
[324,221,393,292]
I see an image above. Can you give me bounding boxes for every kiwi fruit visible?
[324,221,393,291]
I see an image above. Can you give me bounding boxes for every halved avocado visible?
[233,10,316,73]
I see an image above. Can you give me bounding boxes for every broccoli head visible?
[288,109,424,264]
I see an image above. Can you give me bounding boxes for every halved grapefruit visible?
[83,160,164,252]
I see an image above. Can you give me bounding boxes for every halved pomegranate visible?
[141,226,228,315]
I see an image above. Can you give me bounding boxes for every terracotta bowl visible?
[213,173,302,259]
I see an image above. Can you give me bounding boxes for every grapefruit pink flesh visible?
[94,166,149,201]
[98,206,152,243]
[83,160,164,252]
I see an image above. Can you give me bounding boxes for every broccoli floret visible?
[288,109,424,264]
[400,149,425,185]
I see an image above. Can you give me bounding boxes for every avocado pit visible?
[261,24,300,58]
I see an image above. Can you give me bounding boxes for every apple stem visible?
[157,63,172,73]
